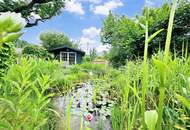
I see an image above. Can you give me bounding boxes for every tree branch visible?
[0,0,52,12]
[25,16,52,27]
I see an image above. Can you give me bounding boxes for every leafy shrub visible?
[101,2,190,67]
[22,45,52,59]
[0,12,26,75]
[0,58,57,129]
[0,42,15,75]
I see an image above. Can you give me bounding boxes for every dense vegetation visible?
[101,2,190,67]
[1,0,190,130]
[0,0,65,27]
[40,31,78,50]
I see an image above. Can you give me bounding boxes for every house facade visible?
[49,46,85,66]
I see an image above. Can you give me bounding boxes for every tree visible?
[40,31,75,50]
[101,2,190,67]
[89,48,97,61]
[101,11,117,45]
[133,1,190,57]
[0,0,65,27]
[101,12,144,67]
[22,45,52,59]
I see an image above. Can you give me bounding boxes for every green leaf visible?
[153,59,169,86]
[176,94,190,110]
[0,120,13,130]
[48,108,61,119]
[6,23,23,33]
[145,110,158,130]
[147,29,164,44]
[0,98,16,112]
[3,32,23,43]
[85,127,92,130]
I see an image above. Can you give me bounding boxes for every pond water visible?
[53,82,115,130]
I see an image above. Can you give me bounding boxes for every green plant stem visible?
[164,0,178,62]
[185,40,188,59]
[142,20,149,130]
[157,0,178,129]
[157,86,165,130]
[67,96,74,130]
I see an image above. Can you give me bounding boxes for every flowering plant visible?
[0,12,26,48]
[85,113,93,122]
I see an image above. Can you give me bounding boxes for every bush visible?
[0,42,15,75]
[22,45,52,59]
[0,58,58,129]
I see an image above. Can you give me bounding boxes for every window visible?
[60,52,76,65]
[61,52,68,61]
[69,53,76,65]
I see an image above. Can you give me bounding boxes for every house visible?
[49,46,85,65]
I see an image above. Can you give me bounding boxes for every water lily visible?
[85,113,93,122]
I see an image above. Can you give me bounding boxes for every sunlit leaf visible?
[153,59,169,85]
[0,98,16,112]
[174,124,187,130]
[3,32,23,43]
[145,110,158,130]
[0,120,13,130]
[176,94,190,110]
[147,29,164,44]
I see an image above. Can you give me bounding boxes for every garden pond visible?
[53,82,116,130]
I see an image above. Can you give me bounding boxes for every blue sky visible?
[21,0,163,53]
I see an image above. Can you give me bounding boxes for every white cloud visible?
[80,37,95,44]
[96,44,110,53]
[78,26,109,54]
[82,27,100,39]
[79,37,95,54]
[79,0,102,4]
[145,0,165,7]
[91,0,123,16]
[65,0,85,15]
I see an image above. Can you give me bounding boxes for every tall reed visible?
[141,4,164,129]
[156,0,178,129]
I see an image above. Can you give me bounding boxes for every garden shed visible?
[49,46,85,65]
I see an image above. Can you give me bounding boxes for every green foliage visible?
[145,110,158,130]
[101,12,144,67]
[0,0,65,27]
[22,45,52,59]
[176,94,190,110]
[40,31,77,50]
[89,48,97,61]
[111,106,126,130]
[14,39,31,48]
[0,42,15,74]
[156,1,178,129]
[0,58,56,129]
[66,97,74,130]
[101,2,190,67]
[0,12,25,75]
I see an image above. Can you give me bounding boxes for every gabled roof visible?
[49,46,85,55]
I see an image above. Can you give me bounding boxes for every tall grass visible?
[141,7,164,130]
[156,0,178,129]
